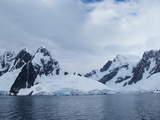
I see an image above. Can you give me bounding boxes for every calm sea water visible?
[0,94,160,120]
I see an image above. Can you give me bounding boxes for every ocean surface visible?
[0,93,160,120]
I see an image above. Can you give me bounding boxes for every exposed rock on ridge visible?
[9,46,60,95]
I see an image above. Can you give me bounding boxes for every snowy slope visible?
[118,73,160,93]
[18,74,113,96]
[0,69,21,93]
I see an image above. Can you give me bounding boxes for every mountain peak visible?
[9,46,60,95]
[142,50,160,60]
[36,46,50,56]
[114,54,140,64]
[125,50,160,85]
[11,48,32,70]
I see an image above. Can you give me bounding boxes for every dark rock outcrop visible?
[99,65,129,84]
[64,71,69,75]
[34,46,55,76]
[74,72,82,77]
[99,67,119,84]
[100,60,112,72]
[10,48,32,70]
[128,50,160,85]
[9,46,60,95]
[115,76,131,83]
[10,62,37,95]
[84,69,97,78]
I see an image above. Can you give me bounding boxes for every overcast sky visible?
[1,0,160,74]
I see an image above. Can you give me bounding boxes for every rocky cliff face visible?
[10,48,32,71]
[127,50,160,85]
[9,46,61,95]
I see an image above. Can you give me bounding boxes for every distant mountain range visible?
[1,46,160,96]
[0,46,111,96]
[85,50,160,93]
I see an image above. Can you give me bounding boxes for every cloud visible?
[83,0,160,57]
[104,44,141,53]
[145,36,160,50]
[103,43,144,57]
[0,0,160,73]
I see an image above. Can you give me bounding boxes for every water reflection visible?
[7,96,35,120]
[133,94,160,120]
[0,94,160,120]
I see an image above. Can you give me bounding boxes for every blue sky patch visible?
[82,0,128,3]
[82,0,103,3]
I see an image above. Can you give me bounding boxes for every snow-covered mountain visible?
[85,54,140,82]
[2,47,160,95]
[85,50,160,93]
[0,46,112,96]
[0,51,15,76]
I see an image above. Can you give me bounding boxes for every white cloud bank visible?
[0,0,160,73]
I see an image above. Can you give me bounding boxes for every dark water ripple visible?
[0,94,160,120]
